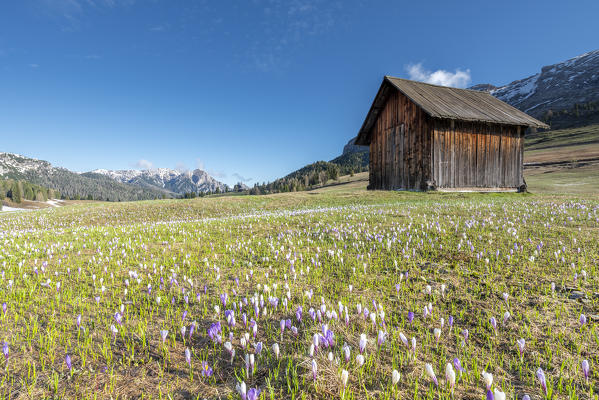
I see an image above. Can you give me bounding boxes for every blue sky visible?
[1,0,598,185]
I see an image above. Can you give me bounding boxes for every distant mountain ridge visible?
[0,152,170,201]
[91,168,228,194]
[0,152,229,201]
[471,49,599,128]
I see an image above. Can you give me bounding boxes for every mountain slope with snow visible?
[90,168,228,194]
[0,153,170,201]
[471,49,599,128]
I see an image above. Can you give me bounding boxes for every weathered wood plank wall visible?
[368,89,432,190]
[431,120,524,189]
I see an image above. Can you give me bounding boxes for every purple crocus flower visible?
[220,293,228,307]
[2,343,8,360]
[536,368,547,395]
[2,303,6,315]
[358,334,367,354]
[490,317,497,334]
[201,361,213,377]
[65,354,72,370]
[311,359,317,380]
[76,314,82,328]
[207,322,222,343]
[114,312,123,325]
[517,338,525,359]
[185,348,191,366]
[486,389,494,400]
[323,328,334,348]
[462,329,469,343]
[296,306,303,322]
[581,359,590,383]
[580,314,587,326]
[255,342,263,355]
[408,311,414,324]
[453,358,464,372]
[160,330,169,344]
[247,388,261,400]
[182,310,188,322]
[225,310,236,327]
[425,364,438,386]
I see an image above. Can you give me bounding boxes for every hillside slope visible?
[472,49,599,128]
[0,153,170,201]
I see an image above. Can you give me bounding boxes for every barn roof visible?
[356,76,549,145]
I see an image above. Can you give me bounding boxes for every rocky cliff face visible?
[342,136,369,155]
[472,50,599,128]
[91,168,228,194]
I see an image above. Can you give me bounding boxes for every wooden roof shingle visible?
[356,76,549,145]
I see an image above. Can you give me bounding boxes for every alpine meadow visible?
[1,1,599,399]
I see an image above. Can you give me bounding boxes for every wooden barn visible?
[355,76,549,191]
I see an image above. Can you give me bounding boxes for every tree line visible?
[0,179,60,204]
[248,151,369,195]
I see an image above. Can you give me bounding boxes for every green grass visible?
[0,188,597,399]
[525,124,599,151]
[525,164,599,194]
[524,124,599,166]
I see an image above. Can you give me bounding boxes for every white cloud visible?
[232,173,252,183]
[28,63,40,68]
[208,170,227,179]
[195,158,226,179]
[134,159,153,169]
[174,162,188,172]
[406,63,471,88]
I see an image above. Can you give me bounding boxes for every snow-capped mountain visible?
[0,152,55,176]
[471,49,599,128]
[0,152,169,201]
[90,168,228,194]
[0,152,231,199]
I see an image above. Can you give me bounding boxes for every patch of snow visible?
[46,199,64,207]
[524,98,563,113]
[0,206,30,212]
[491,73,539,105]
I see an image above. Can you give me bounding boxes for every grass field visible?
[524,124,599,163]
[0,184,597,400]
[522,124,599,194]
